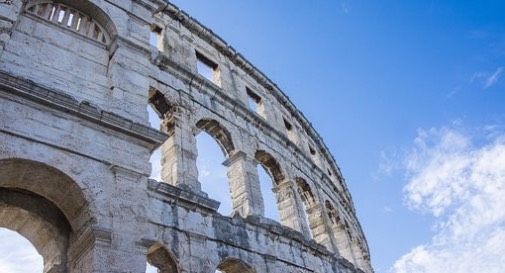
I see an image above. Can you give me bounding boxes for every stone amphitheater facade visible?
[0,1,373,273]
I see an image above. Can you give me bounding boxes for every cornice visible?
[0,71,168,149]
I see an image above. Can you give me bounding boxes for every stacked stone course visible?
[0,1,373,273]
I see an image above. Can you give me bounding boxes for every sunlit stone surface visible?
[0,1,371,272]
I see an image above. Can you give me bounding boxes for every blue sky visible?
[167,1,505,272]
[2,1,505,273]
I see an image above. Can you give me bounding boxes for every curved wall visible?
[0,1,372,272]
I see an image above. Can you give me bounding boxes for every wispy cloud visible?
[484,67,503,88]
[471,67,504,89]
[340,0,350,14]
[377,149,404,177]
[391,126,505,273]
[383,206,394,214]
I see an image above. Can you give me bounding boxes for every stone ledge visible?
[0,71,168,148]
[147,179,220,211]
[147,178,332,257]
[242,214,329,254]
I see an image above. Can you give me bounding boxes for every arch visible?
[0,158,94,272]
[216,258,256,273]
[296,178,316,207]
[25,0,118,45]
[146,243,180,273]
[0,158,91,232]
[0,188,70,273]
[195,119,235,157]
[254,150,285,184]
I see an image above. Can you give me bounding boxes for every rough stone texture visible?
[0,1,373,273]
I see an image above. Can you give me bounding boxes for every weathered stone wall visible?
[0,1,373,272]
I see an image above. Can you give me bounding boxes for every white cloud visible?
[383,206,393,214]
[471,67,504,89]
[391,126,505,273]
[340,0,350,14]
[0,228,43,273]
[484,67,503,89]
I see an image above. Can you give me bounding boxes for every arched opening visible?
[257,165,280,221]
[325,200,355,263]
[255,150,284,221]
[295,178,316,238]
[0,158,92,273]
[195,119,235,157]
[145,243,179,273]
[25,0,117,46]
[0,228,43,273]
[215,258,255,273]
[195,119,235,215]
[0,188,70,273]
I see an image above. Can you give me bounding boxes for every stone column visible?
[108,166,149,273]
[160,107,201,192]
[306,203,336,251]
[274,180,311,237]
[223,151,264,217]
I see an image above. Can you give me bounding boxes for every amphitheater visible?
[0,1,373,272]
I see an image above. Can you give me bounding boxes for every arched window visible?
[255,150,285,221]
[25,1,111,45]
[195,119,235,215]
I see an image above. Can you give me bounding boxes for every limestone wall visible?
[0,1,373,272]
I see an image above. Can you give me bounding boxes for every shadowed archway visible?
[0,158,93,273]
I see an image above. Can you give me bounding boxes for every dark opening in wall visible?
[246,87,261,113]
[196,51,220,86]
[309,145,316,156]
[148,89,172,118]
[283,118,293,131]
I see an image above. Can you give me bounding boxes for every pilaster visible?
[160,107,201,192]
